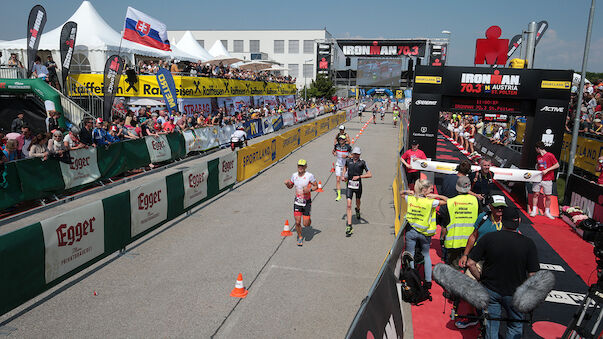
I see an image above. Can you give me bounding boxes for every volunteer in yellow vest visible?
[401,179,447,290]
[443,176,479,269]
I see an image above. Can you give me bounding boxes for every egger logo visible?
[55,217,96,247]
[152,140,165,150]
[69,156,90,170]
[188,172,206,188]
[138,190,162,210]
[222,159,234,173]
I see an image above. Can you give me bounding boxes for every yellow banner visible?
[541,80,571,90]
[415,76,442,84]
[67,74,297,98]
[236,111,349,181]
[560,133,603,176]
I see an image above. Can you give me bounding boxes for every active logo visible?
[540,106,565,113]
[415,100,438,106]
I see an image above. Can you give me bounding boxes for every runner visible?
[380,105,385,121]
[343,147,372,236]
[358,103,364,123]
[466,118,477,155]
[333,135,352,201]
[334,125,351,145]
[372,105,377,124]
[284,159,318,246]
[453,116,461,143]
[392,106,399,127]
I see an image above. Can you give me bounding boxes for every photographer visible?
[470,158,496,211]
[467,208,539,339]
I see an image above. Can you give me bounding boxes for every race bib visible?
[348,180,360,189]
[294,196,307,206]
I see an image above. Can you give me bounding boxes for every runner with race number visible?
[333,135,352,201]
[284,159,318,246]
[343,147,372,236]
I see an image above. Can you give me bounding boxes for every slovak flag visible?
[122,7,171,51]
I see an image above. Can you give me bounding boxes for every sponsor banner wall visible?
[218,152,237,190]
[68,74,297,98]
[243,119,264,139]
[316,115,331,135]
[130,178,168,237]
[182,130,197,153]
[59,148,101,189]
[282,112,295,126]
[295,110,308,123]
[564,174,603,223]
[300,122,319,145]
[145,135,172,163]
[284,95,296,109]
[41,200,105,283]
[237,138,278,181]
[306,107,318,119]
[182,162,209,209]
[262,117,275,134]
[218,125,236,146]
[277,127,302,157]
[271,115,284,131]
[263,95,277,108]
[178,97,211,116]
[560,133,602,176]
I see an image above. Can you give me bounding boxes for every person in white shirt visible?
[284,159,318,246]
[230,126,248,151]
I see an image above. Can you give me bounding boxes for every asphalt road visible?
[0,113,400,338]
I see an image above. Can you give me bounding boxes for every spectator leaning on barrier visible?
[79,118,95,147]
[466,207,538,339]
[92,118,109,146]
[28,133,49,160]
[64,126,85,150]
[17,125,33,158]
[47,130,70,163]
[530,141,559,219]
[4,139,21,161]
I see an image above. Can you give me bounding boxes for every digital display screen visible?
[449,97,522,113]
[357,58,402,87]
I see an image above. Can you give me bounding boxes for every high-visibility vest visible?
[444,194,479,249]
[406,196,437,236]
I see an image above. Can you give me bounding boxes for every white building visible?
[167,29,345,89]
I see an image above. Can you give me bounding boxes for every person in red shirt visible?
[530,141,560,219]
[400,139,427,189]
[162,118,175,133]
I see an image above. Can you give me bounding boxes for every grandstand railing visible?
[0,67,26,79]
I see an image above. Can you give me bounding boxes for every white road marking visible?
[271,265,374,279]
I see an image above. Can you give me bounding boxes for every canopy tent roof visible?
[206,40,241,65]
[175,31,213,62]
[0,1,198,61]
[236,60,274,71]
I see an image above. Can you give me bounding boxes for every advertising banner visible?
[182,130,198,154]
[179,97,211,116]
[26,5,47,76]
[410,158,543,182]
[282,112,295,126]
[156,67,178,114]
[182,162,209,209]
[217,97,235,113]
[218,125,236,146]
[262,117,275,134]
[474,132,522,168]
[67,74,297,98]
[271,115,283,131]
[337,39,427,58]
[284,95,295,109]
[130,178,168,237]
[564,174,603,223]
[306,107,319,119]
[560,133,603,176]
[296,110,307,123]
[145,135,172,163]
[263,95,277,108]
[277,128,302,158]
[237,138,277,181]
[41,200,105,283]
[59,21,77,89]
[300,122,318,145]
[204,126,221,149]
[218,152,237,190]
[316,116,331,135]
[102,55,125,121]
[59,148,101,189]
[243,119,264,139]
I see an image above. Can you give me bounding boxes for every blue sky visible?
[2,0,602,72]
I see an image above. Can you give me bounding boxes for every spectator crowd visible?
[566,80,603,138]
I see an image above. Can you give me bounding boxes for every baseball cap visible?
[490,195,508,208]
[456,176,472,193]
[352,147,361,154]
[96,118,103,124]
[502,207,521,230]
[338,134,347,140]
[339,125,345,130]
[297,159,307,166]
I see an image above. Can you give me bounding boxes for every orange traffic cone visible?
[317,181,324,192]
[330,162,335,173]
[281,220,293,236]
[230,273,248,298]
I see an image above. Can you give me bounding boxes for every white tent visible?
[0,1,199,73]
[175,31,213,62]
[207,40,241,65]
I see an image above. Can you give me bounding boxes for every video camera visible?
[577,218,603,287]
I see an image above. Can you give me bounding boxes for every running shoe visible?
[455,320,479,329]
[297,236,303,246]
[335,195,341,201]
[345,225,353,236]
[355,208,361,220]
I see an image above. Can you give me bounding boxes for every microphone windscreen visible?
[433,263,489,310]
[512,270,555,313]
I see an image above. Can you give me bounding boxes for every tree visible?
[307,74,336,99]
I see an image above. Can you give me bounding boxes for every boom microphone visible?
[433,263,489,310]
[512,270,555,313]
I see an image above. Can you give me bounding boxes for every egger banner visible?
[59,148,101,189]
[218,152,237,190]
[182,163,209,209]
[130,179,168,237]
[67,73,297,98]
[145,135,172,163]
[41,200,105,283]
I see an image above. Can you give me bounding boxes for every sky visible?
[1,0,602,72]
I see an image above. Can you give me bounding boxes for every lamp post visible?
[304,58,313,101]
[441,30,451,65]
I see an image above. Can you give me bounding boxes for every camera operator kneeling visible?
[466,208,539,339]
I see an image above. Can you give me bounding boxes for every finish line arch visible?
[366,88,394,97]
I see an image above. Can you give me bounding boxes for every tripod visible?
[562,284,603,339]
